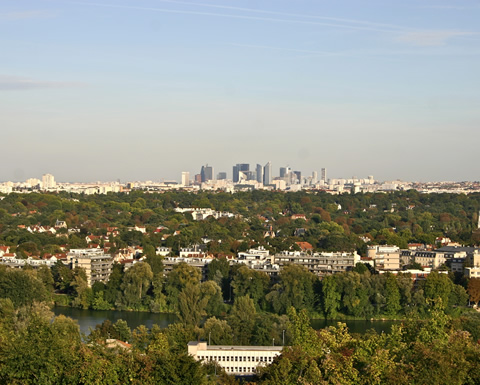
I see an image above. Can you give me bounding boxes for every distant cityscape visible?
[1,162,480,195]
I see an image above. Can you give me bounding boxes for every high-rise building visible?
[294,171,301,184]
[217,172,227,180]
[263,161,272,185]
[181,172,190,186]
[233,164,249,183]
[321,168,327,182]
[312,171,318,184]
[256,164,263,184]
[280,167,292,179]
[200,165,214,182]
[42,173,56,190]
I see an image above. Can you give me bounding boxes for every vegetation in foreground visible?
[1,297,480,384]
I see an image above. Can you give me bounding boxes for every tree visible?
[71,274,92,309]
[228,295,257,345]
[322,275,341,319]
[119,262,153,310]
[177,283,209,327]
[0,267,49,308]
[467,278,480,306]
[231,265,270,309]
[384,273,401,316]
[164,262,201,309]
[144,249,164,275]
[423,271,452,309]
[266,264,316,314]
[286,307,322,357]
[202,317,233,345]
[200,280,226,316]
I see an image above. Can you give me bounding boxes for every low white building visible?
[156,246,171,256]
[188,342,283,376]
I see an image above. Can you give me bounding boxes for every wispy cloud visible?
[0,75,84,91]
[65,1,406,33]
[0,10,58,20]
[155,0,408,32]
[65,1,477,47]
[397,30,475,46]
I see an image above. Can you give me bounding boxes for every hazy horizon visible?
[2,1,479,183]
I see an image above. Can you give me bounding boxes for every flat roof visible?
[188,342,283,352]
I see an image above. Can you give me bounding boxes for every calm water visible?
[53,307,178,335]
[53,307,400,335]
[310,318,400,334]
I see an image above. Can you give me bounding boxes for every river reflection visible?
[53,307,178,335]
[54,307,400,336]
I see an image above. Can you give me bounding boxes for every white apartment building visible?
[367,245,401,270]
[188,342,283,376]
[181,172,190,186]
[465,250,480,279]
[68,249,113,287]
[273,250,360,275]
[41,173,56,190]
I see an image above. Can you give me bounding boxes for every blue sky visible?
[1,0,479,182]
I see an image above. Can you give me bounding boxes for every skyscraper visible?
[42,173,56,189]
[200,165,214,182]
[312,171,318,184]
[233,163,249,183]
[263,161,272,185]
[181,172,190,186]
[256,164,263,184]
[321,168,327,182]
[294,171,301,184]
[217,172,227,180]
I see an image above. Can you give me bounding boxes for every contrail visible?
[154,0,410,32]
[63,0,401,33]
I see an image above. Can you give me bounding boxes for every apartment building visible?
[68,249,113,287]
[272,250,360,275]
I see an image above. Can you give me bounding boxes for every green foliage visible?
[0,267,49,308]
[118,262,153,310]
[321,275,341,319]
[228,295,257,345]
[267,264,316,314]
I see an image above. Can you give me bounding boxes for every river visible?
[53,307,400,336]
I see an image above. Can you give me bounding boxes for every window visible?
[235,356,238,362]
[226,356,229,362]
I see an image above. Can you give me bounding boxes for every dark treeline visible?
[0,261,476,329]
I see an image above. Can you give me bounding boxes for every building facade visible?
[68,249,113,287]
[188,342,283,376]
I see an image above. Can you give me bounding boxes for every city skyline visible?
[1,0,479,183]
